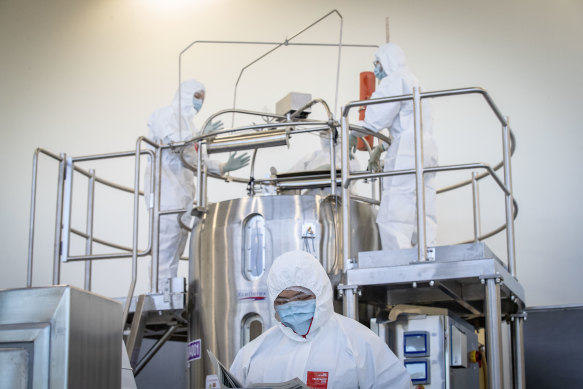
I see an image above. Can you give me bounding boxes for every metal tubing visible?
[330,129,337,196]
[342,87,515,195]
[134,325,178,376]
[196,140,203,209]
[344,163,510,196]
[340,114,351,271]
[206,130,288,154]
[27,149,41,287]
[192,121,327,143]
[200,108,286,131]
[502,119,517,276]
[123,141,143,326]
[485,277,504,389]
[290,98,333,121]
[60,157,75,263]
[249,149,259,188]
[342,287,358,320]
[151,146,162,293]
[278,179,342,190]
[71,148,154,195]
[201,164,208,209]
[84,169,95,291]
[230,10,344,118]
[412,88,427,262]
[52,153,66,284]
[511,316,526,389]
[67,252,148,262]
[131,141,141,290]
[472,172,481,242]
[333,14,343,115]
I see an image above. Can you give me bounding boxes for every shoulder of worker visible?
[333,313,411,388]
[233,325,281,362]
[372,70,419,99]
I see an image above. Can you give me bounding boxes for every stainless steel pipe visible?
[206,129,288,154]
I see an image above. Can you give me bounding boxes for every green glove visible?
[203,120,224,135]
[367,143,386,172]
[222,151,251,173]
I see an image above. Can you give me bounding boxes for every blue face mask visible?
[275,299,316,336]
[192,97,203,112]
[374,63,387,80]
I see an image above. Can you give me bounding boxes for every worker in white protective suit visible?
[287,130,360,195]
[360,43,438,250]
[145,79,249,288]
[230,250,411,389]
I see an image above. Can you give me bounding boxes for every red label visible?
[307,371,328,389]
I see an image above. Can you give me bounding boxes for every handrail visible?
[340,86,518,274]
[181,109,391,193]
[27,145,157,291]
[344,162,519,242]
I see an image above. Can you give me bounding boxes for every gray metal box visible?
[0,286,123,389]
[275,92,312,118]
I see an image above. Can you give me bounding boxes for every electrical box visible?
[450,325,468,368]
[276,92,312,118]
[386,312,479,388]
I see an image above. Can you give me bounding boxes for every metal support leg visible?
[511,313,526,389]
[126,294,148,367]
[483,275,503,389]
[134,324,178,376]
[338,284,359,320]
[52,153,67,284]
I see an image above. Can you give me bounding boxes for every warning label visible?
[307,371,328,389]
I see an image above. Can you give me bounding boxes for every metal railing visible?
[339,86,517,273]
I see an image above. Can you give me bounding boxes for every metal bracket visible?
[510,312,528,321]
[426,247,436,261]
[193,206,208,216]
[337,283,361,298]
[479,273,503,285]
[344,257,357,270]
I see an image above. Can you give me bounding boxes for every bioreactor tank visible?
[187,194,379,387]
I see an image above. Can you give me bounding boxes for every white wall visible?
[1,0,581,307]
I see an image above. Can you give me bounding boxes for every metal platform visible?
[348,243,525,321]
[116,279,188,376]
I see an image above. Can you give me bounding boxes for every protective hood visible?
[375,43,407,77]
[267,250,334,343]
[171,79,205,124]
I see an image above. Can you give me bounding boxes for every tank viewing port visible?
[242,213,266,281]
[241,313,264,347]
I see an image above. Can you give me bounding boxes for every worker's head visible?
[374,43,406,80]
[274,286,316,336]
[192,89,205,113]
[267,250,334,341]
[172,79,205,121]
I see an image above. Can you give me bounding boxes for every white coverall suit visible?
[230,250,411,389]
[145,80,222,285]
[363,43,438,250]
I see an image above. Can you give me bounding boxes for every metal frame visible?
[177,9,380,133]
[339,87,523,389]
[26,84,523,388]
